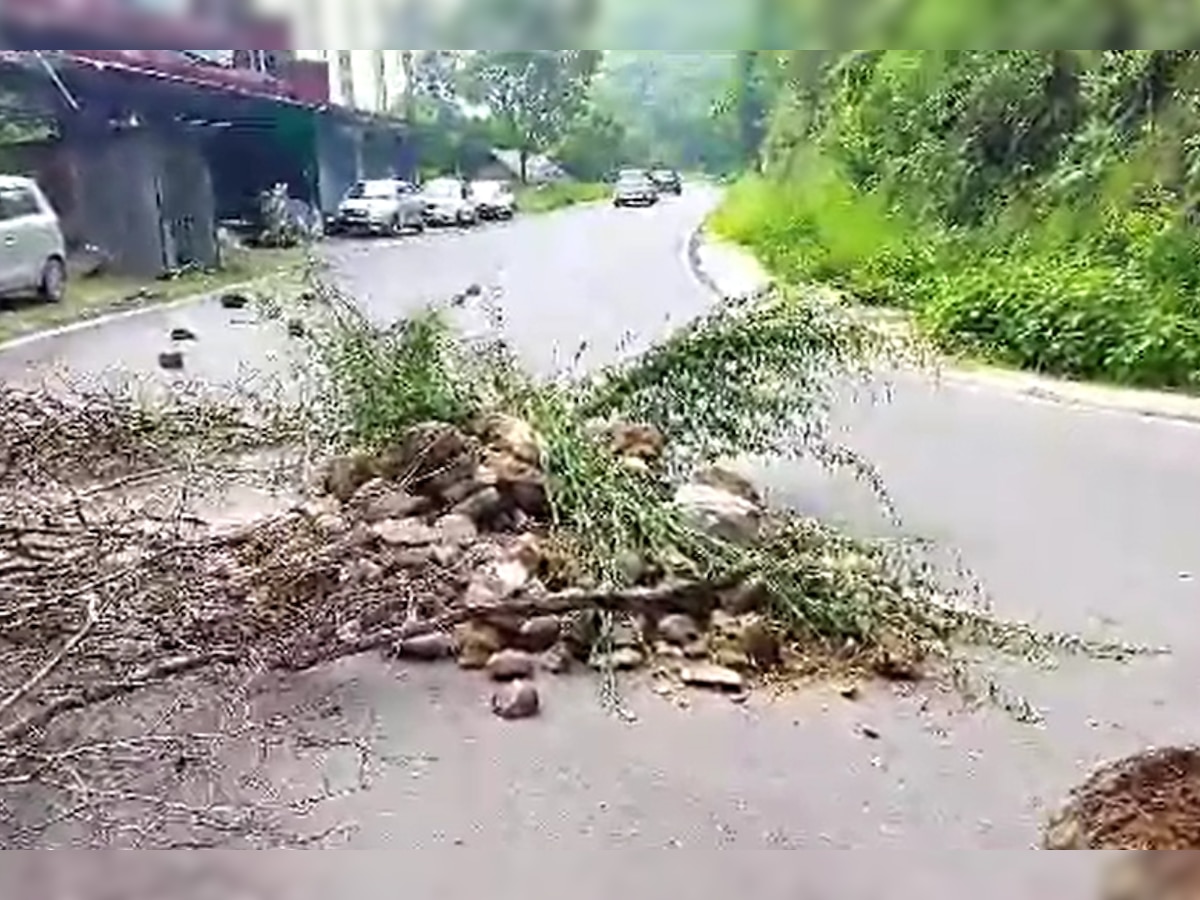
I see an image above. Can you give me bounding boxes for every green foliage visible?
[461,51,601,181]
[718,49,1200,389]
[555,105,627,181]
[320,300,481,448]
[593,53,746,174]
[515,181,608,214]
[712,168,941,308]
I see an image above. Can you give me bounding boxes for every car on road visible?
[329,179,426,237]
[470,180,517,220]
[421,177,480,227]
[612,169,660,208]
[650,168,683,195]
[0,175,66,303]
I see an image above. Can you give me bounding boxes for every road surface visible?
[3,188,1193,891]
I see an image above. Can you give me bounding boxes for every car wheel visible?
[38,257,66,303]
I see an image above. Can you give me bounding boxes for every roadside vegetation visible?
[714,49,1200,392]
[516,181,608,214]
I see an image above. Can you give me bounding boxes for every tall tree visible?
[462,50,601,182]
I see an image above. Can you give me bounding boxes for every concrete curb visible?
[686,227,1200,428]
[0,276,273,355]
[685,223,774,303]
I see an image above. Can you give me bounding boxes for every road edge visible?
[0,276,274,355]
[687,223,1200,428]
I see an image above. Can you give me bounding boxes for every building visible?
[299,50,407,116]
[251,0,411,115]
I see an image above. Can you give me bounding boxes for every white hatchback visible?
[0,175,66,302]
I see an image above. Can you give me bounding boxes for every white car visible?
[471,180,517,220]
[330,179,426,236]
[0,175,66,302]
[421,177,479,227]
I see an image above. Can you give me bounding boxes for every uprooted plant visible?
[310,277,1138,700]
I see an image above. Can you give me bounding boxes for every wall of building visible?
[294,49,406,116]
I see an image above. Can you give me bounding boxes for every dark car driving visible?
[613,169,659,207]
[650,168,683,195]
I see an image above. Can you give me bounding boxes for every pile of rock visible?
[313,415,786,721]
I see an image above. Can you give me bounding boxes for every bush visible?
[516,181,609,214]
[716,159,1200,390]
[712,167,942,308]
[921,252,1200,389]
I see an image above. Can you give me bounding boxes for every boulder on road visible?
[377,422,478,496]
[674,482,763,544]
[487,649,537,682]
[516,615,562,653]
[395,632,457,661]
[657,613,701,647]
[456,621,505,670]
[359,484,432,523]
[372,518,439,547]
[477,413,542,466]
[609,422,666,462]
[681,663,746,693]
[694,465,764,506]
[492,681,540,720]
[323,452,379,504]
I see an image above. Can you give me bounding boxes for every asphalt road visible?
[3,188,1194,891]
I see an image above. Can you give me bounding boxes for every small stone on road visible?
[492,680,540,720]
[487,649,537,681]
[681,663,746,693]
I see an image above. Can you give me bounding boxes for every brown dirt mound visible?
[1046,747,1200,849]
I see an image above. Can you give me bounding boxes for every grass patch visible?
[0,246,305,345]
[517,182,609,214]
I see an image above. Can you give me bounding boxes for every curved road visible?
[4,188,1195,891]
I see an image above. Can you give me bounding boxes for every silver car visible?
[330,179,426,236]
[613,170,659,208]
[0,175,66,302]
[421,177,480,227]
[471,180,517,220]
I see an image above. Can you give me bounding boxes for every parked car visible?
[471,180,517,220]
[612,170,660,208]
[0,175,66,303]
[650,168,683,195]
[421,177,479,227]
[329,179,426,236]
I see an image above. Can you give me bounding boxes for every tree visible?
[462,51,601,182]
[556,105,627,181]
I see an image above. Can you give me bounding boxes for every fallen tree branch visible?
[0,651,241,745]
[0,595,100,723]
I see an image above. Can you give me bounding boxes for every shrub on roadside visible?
[711,167,941,309]
[517,181,609,214]
[716,159,1200,389]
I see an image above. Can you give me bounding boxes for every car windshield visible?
[472,181,508,200]
[347,181,396,200]
[619,174,650,188]
[424,179,462,198]
[653,170,677,180]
